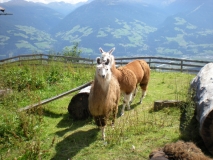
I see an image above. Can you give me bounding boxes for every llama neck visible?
[111,61,122,81]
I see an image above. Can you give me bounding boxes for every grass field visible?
[0,61,211,160]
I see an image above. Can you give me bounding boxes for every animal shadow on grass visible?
[43,109,98,160]
[179,104,212,157]
[56,113,93,137]
[51,128,98,160]
[43,108,92,133]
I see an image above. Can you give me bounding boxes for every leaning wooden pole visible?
[190,63,213,155]
[18,81,93,112]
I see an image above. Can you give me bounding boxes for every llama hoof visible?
[139,100,143,104]
[111,123,115,128]
[120,112,124,116]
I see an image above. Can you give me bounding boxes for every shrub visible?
[1,66,45,91]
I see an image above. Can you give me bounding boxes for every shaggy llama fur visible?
[88,58,120,140]
[149,141,211,160]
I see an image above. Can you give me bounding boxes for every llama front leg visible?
[101,126,105,141]
[121,102,126,116]
[111,108,117,127]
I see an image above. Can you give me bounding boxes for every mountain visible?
[0,0,64,31]
[40,0,94,16]
[0,0,64,59]
[147,0,213,59]
[50,0,168,58]
[164,0,213,15]
[0,0,213,60]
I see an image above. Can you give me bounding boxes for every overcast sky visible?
[0,0,88,4]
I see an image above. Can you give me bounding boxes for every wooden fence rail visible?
[115,56,211,73]
[0,54,212,73]
[0,53,94,65]
[18,81,93,112]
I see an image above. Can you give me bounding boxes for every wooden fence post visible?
[19,56,21,66]
[149,58,151,67]
[181,60,183,72]
[40,54,42,65]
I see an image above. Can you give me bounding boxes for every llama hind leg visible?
[121,93,132,116]
[130,86,137,104]
[139,89,146,104]
[139,83,148,103]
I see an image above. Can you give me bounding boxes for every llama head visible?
[99,47,115,67]
[96,57,111,80]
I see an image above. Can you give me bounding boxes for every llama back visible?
[88,75,120,117]
[117,67,137,94]
[124,60,145,83]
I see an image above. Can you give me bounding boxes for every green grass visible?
[0,62,211,160]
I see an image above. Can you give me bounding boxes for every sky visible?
[0,0,88,4]
[0,0,177,5]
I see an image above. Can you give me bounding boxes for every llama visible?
[99,48,150,115]
[97,50,138,115]
[88,58,120,140]
[121,59,150,103]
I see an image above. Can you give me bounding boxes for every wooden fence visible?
[0,53,94,65]
[0,54,212,73]
[115,57,211,73]
[1,53,211,112]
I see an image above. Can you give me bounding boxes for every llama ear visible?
[96,57,101,64]
[99,48,104,53]
[109,47,115,55]
[105,58,110,65]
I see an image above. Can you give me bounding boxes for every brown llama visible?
[88,58,120,140]
[99,47,150,115]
